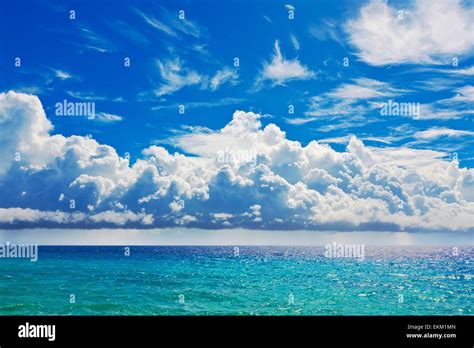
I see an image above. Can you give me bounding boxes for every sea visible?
[0,246,471,315]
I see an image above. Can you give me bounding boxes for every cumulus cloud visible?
[256,40,315,87]
[0,91,473,232]
[346,0,474,66]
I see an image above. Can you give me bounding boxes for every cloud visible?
[309,19,344,45]
[76,26,115,53]
[346,0,474,66]
[444,85,474,103]
[93,112,123,123]
[414,128,474,140]
[210,68,239,91]
[135,9,179,38]
[447,66,474,76]
[290,34,300,51]
[135,7,203,40]
[154,60,239,96]
[326,78,408,100]
[155,59,204,96]
[1,91,473,232]
[411,127,474,152]
[287,78,407,125]
[52,69,74,81]
[0,208,153,226]
[256,40,315,87]
[152,98,245,111]
[425,66,474,77]
[110,20,151,46]
[413,85,474,120]
[65,90,107,101]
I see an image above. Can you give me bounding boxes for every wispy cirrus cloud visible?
[109,20,151,46]
[151,97,245,111]
[414,127,474,140]
[135,9,179,38]
[92,112,123,123]
[154,59,239,96]
[210,67,239,91]
[155,59,204,96]
[134,7,203,40]
[308,19,344,46]
[326,78,408,100]
[65,90,107,101]
[286,78,408,125]
[290,34,300,51]
[77,26,115,53]
[414,85,474,120]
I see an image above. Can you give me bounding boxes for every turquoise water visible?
[0,246,472,315]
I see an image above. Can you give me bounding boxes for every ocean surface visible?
[0,246,472,315]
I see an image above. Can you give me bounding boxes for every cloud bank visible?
[0,91,473,232]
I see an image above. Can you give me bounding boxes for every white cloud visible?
[53,69,74,80]
[77,26,115,53]
[327,78,407,100]
[135,9,179,38]
[414,85,474,120]
[155,59,204,96]
[93,112,123,123]
[290,34,300,51]
[0,208,153,226]
[210,68,239,91]
[135,7,202,40]
[346,0,474,65]
[288,78,407,125]
[154,60,238,96]
[308,19,344,45]
[435,66,474,76]
[256,40,315,87]
[445,85,474,103]
[152,98,245,111]
[414,127,474,140]
[0,91,473,232]
[65,90,107,101]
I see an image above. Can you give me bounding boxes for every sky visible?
[0,0,473,243]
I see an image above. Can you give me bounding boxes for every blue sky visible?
[0,0,473,239]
